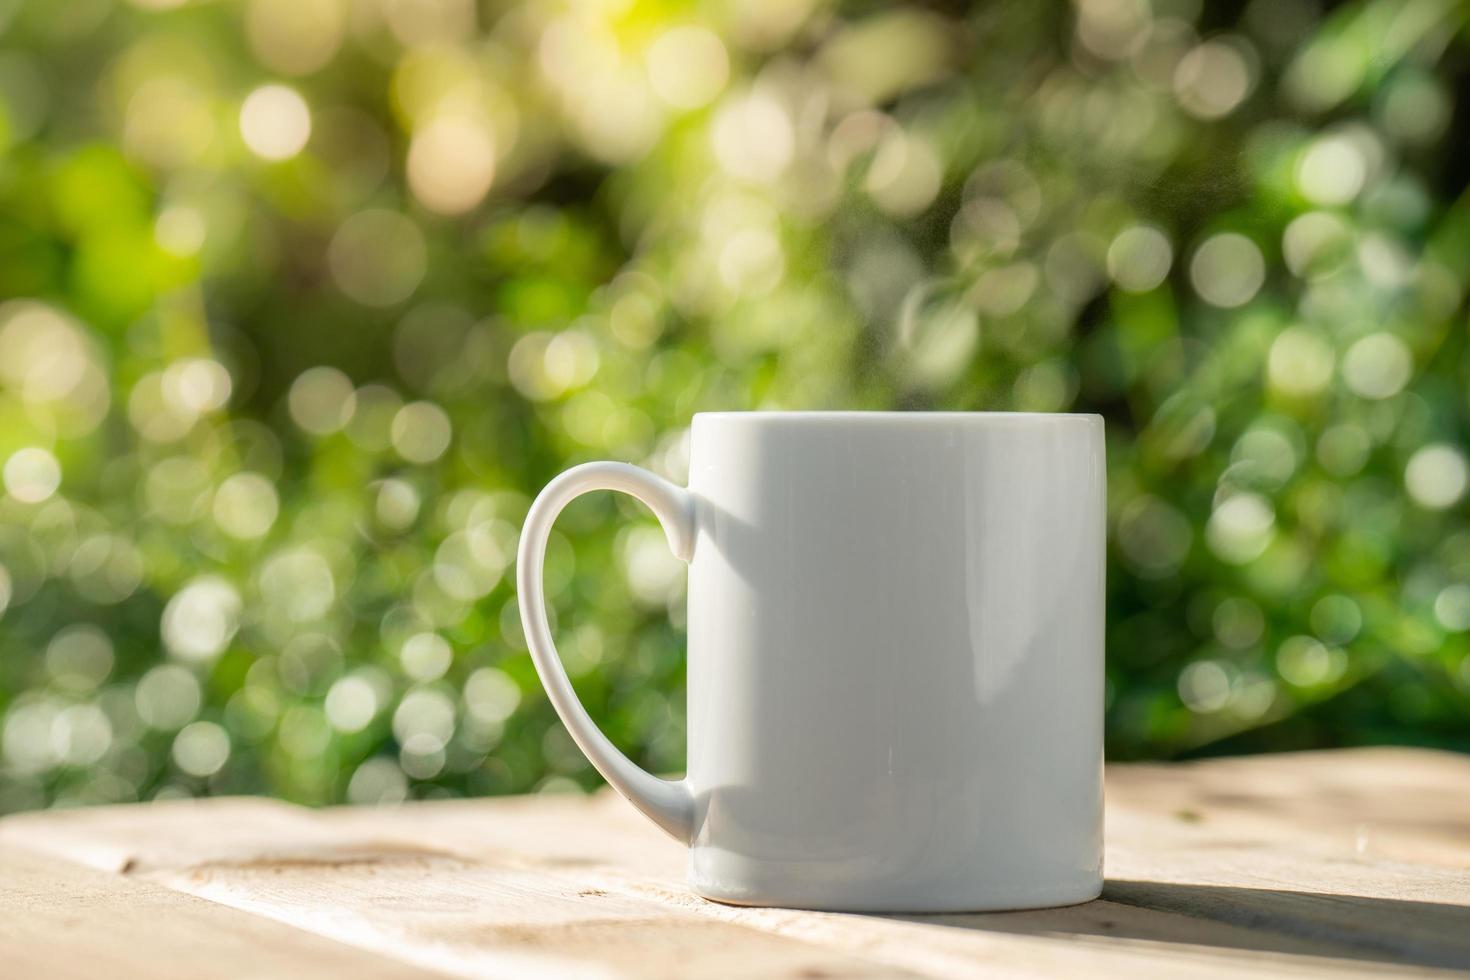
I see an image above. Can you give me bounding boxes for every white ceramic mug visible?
[518,412,1105,912]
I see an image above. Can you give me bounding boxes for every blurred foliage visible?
[1,0,1469,813]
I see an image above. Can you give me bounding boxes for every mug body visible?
[684,412,1105,912]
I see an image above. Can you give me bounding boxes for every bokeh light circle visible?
[328,210,428,307]
[239,84,312,161]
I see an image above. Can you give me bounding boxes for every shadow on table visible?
[891,879,1470,972]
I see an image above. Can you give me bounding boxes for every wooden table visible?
[2,747,1468,978]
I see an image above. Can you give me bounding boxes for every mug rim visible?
[694,411,1102,424]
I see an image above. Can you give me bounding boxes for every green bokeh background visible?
[1,0,1468,811]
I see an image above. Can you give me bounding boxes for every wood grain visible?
[0,843,442,979]
[1,748,1468,979]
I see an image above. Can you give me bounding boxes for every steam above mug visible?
[518,411,1105,912]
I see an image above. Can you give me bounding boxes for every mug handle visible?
[516,461,696,842]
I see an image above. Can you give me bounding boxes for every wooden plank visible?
[0,796,345,875]
[0,797,909,979]
[136,839,907,979]
[1105,747,1470,870]
[0,843,442,980]
[307,749,1470,975]
[1,749,1468,978]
